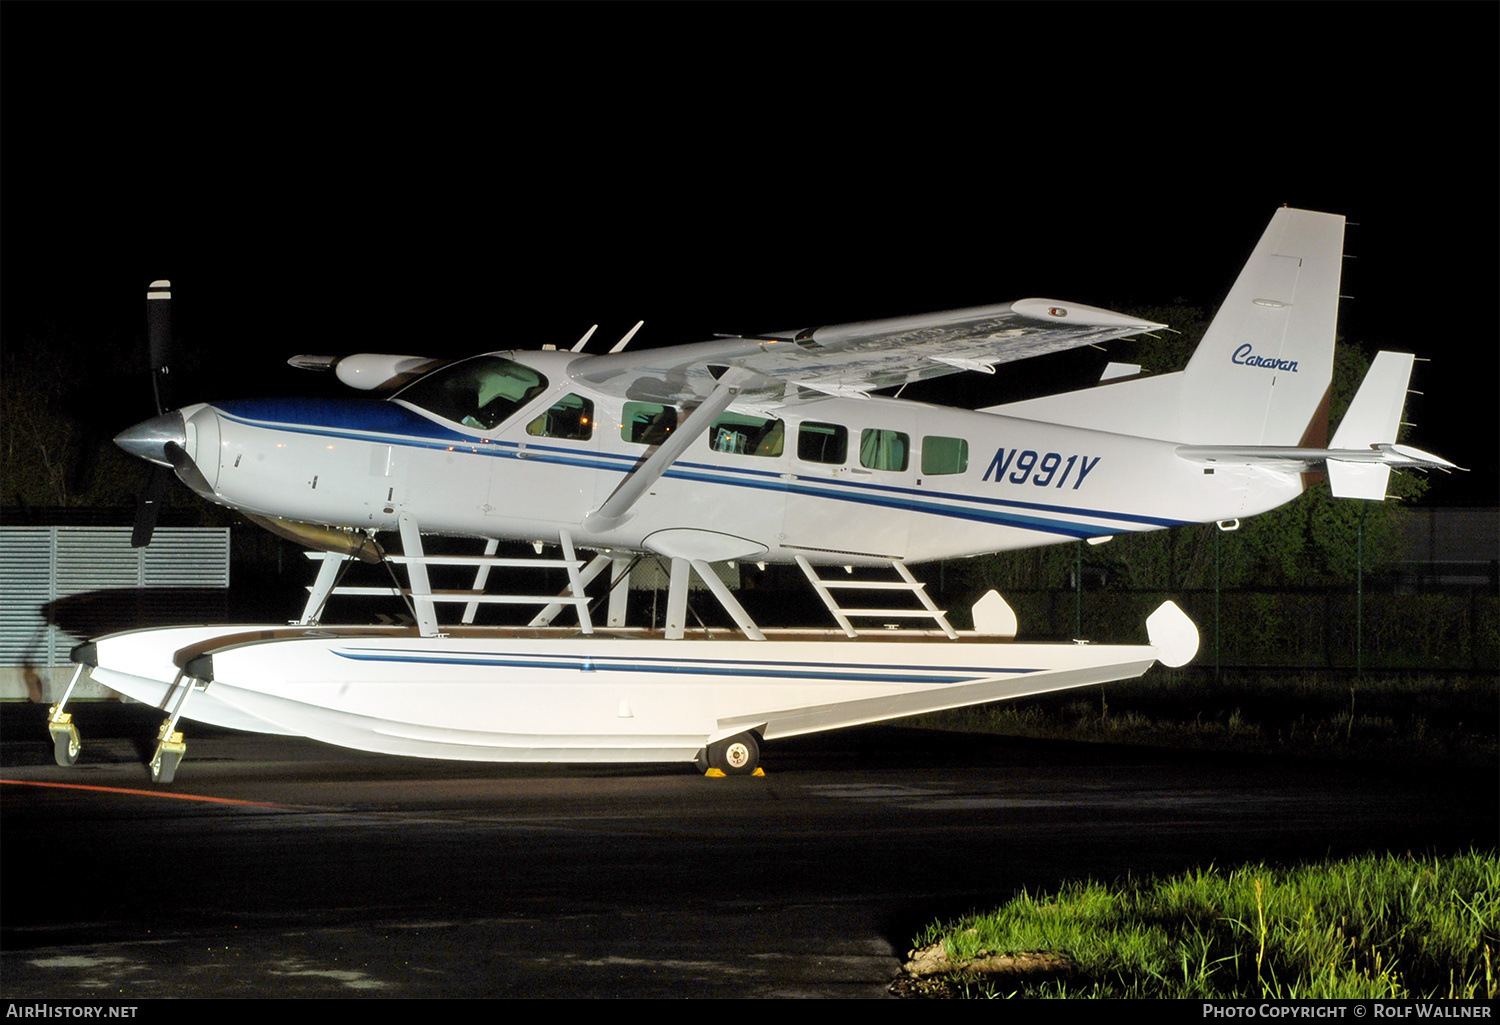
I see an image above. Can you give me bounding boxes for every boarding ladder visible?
[794,556,958,639]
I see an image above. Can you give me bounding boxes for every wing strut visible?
[582,370,752,533]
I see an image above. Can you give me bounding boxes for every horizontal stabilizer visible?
[1324,442,1460,499]
[1325,460,1391,501]
[1174,443,1458,470]
[1174,348,1458,499]
[1175,441,1458,499]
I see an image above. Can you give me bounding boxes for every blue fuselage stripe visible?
[213,400,1190,535]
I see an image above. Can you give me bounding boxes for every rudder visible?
[1178,207,1345,445]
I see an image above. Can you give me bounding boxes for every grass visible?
[907,851,1500,999]
[916,670,1498,770]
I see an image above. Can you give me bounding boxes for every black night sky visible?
[4,4,1496,505]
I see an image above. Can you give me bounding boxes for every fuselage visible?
[172,348,1302,566]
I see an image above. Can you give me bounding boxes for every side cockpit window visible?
[797,421,847,464]
[859,428,909,472]
[921,435,969,475]
[621,402,677,445]
[527,393,593,440]
[396,356,549,431]
[709,412,783,457]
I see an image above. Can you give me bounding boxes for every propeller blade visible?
[147,280,172,414]
[131,464,171,548]
[163,440,213,496]
[130,280,177,546]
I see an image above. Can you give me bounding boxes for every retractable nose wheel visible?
[150,723,187,784]
[50,719,80,766]
[151,743,184,784]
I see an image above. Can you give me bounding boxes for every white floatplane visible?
[51,207,1455,781]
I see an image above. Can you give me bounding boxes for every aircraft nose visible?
[114,411,187,467]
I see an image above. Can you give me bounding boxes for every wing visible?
[567,299,1165,406]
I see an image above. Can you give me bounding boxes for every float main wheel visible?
[707,732,760,775]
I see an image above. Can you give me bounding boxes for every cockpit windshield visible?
[395,355,550,431]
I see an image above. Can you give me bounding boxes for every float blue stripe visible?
[333,647,1037,675]
[328,650,1008,683]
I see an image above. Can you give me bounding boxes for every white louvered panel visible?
[0,527,58,665]
[143,528,231,587]
[52,623,90,660]
[0,527,231,667]
[56,527,143,590]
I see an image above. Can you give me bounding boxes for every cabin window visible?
[621,402,677,445]
[797,421,847,464]
[526,393,594,440]
[921,435,969,475]
[859,428,909,472]
[396,355,549,431]
[709,412,784,457]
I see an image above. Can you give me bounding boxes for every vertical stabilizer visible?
[1179,207,1345,445]
[987,208,1346,448]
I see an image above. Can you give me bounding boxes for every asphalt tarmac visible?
[2,702,1494,998]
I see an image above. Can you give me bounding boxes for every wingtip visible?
[1012,298,1165,332]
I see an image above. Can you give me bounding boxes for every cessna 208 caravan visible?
[52,207,1455,781]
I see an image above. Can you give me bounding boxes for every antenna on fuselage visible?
[570,324,599,353]
[608,320,645,354]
